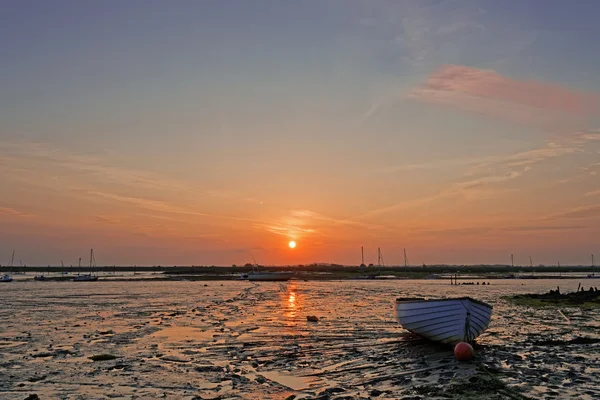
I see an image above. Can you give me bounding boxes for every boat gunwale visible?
[395,296,492,309]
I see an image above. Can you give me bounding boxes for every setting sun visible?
[288,241,296,249]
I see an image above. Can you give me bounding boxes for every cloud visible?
[0,206,33,218]
[290,209,385,230]
[382,139,582,174]
[585,189,600,197]
[360,169,522,219]
[0,140,185,192]
[86,191,263,226]
[257,223,316,238]
[505,225,587,232]
[0,140,262,205]
[411,226,495,238]
[549,205,600,220]
[369,128,600,220]
[409,65,599,129]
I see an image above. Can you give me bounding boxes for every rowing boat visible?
[394,297,492,344]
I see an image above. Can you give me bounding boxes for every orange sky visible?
[1,2,600,266]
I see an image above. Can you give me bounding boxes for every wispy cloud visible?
[87,191,263,225]
[505,225,587,232]
[360,169,522,219]
[585,189,600,197]
[0,206,34,218]
[290,209,385,230]
[382,140,582,174]
[549,205,600,220]
[257,223,316,238]
[0,140,261,204]
[409,65,599,129]
[0,141,185,192]
[409,223,587,239]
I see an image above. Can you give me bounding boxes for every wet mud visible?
[1,279,599,399]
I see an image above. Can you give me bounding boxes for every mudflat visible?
[1,279,599,399]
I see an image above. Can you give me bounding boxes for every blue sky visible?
[1,1,599,266]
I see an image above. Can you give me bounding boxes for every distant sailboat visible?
[588,254,598,279]
[367,247,383,278]
[33,273,46,281]
[2,251,15,281]
[359,246,366,268]
[504,254,516,279]
[403,248,412,278]
[73,249,99,281]
[34,262,50,281]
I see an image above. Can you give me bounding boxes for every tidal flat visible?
[1,279,599,399]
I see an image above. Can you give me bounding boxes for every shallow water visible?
[1,279,599,399]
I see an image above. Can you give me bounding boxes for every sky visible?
[1,0,599,267]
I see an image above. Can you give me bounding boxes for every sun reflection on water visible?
[284,282,298,322]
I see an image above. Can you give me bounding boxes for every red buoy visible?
[454,342,475,361]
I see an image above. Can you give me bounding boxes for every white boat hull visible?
[247,272,295,281]
[395,297,492,345]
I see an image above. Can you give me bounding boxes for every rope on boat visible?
[464,311,472,342]
[459,299,473,342]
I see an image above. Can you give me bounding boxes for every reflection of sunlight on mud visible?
[284,282,298,321]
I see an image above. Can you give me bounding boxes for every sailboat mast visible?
[404,248,411,274]
[377,247,381,268]
[361,246,364,265]
[10,250,15,268]
[511,253,514,268]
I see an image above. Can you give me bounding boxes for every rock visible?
[24,395,40,400]
[370,389,383,397]
[318,387,345,396]
[31,352,54,358]
[89,354,118,361]
[161,356,190,363]
[307,315,319,322]
[285,396,297,400]
[194,365,223,373]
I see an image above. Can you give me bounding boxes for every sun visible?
[288,240,296,249]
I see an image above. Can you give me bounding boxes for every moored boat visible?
[1,274,13,282]
[395,297,493,344]
[73,249,99,282]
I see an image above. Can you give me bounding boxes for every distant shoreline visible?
[2,270,598,282]
[1,264,597,275]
